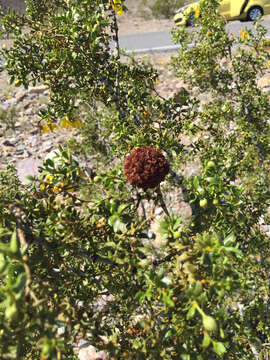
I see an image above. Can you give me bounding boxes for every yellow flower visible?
[111,0,123,15]
[60,116,82,129]
[239,30,249,41]
[159,60,165,65]
[194,8,200,18]
[42,121,59,133]
[267,60,270,66]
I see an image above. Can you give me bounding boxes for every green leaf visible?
[108,214,119,227]
[193,176,200,190]
[117,203,129,214]
[9,230,20,255]
[105,241,118,248]
[186,303,196,320]
[0,254,8,275]
[202,332,211,348]
[192,281,203,296]
[224,233,235,246]
[0,242,12,256]
[181,355,190,360]
[213,341,226,355]
[5,302,17,321]
[12,272,26,298]
[224,247,242,256]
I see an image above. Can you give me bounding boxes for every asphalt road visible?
[119,18,270,54]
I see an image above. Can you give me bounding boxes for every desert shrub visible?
[0,0,269,359]
[139,0,187,19]
[150,0,187,18]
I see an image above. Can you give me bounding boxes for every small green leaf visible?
[224,233,235,246]
[192,281,203,296]
[202,332,211,348]
[186,303,196,320]
[213,341,226,355]
[117,203,129,214]
[5,302,17,321]
[12,273,26,298]
[193,176,200,190]
[9,230,20,255]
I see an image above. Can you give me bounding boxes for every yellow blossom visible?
[42,121,59,133]
[159,60,165,65]
[268,60,270,66]
[194,8,200,18]
[60,116,82,129]
[111,0,123,15]
[239,30,249,41]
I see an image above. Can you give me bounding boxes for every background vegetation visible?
[0,0,269,359]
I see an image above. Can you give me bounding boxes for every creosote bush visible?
[0,0,270,359]
[139,0,187,19]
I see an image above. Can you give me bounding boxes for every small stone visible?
[16,144,25,153]
[41,140,54,152]
[23,99,37,110]
[29,135,40,147]
[24,107,34,115]
[78,345,107,360]
[15,90,27,102]
[154,207,163,215]
[262,87,270,94]
[3,139,15,147]
[28,85,48,94]
[0,103,9,110]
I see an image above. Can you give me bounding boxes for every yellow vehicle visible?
[174,0,270,26]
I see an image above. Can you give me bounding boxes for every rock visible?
[0,102,9,110]
[15,90,27,102]
[23,99,37,110]
[29,134,40,147]
[16,157,42,184]
[3,97,16,107]
[16,144,25,154]
[24,107,34,115]
[78,345,107,360]
[3,139,15,147]
[93,294,114,312]
[257,74,270,88]
[41,140,54,153]
[28,85,48,94]
[262,87,270,94]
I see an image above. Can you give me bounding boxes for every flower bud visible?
[203,315,217,332]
